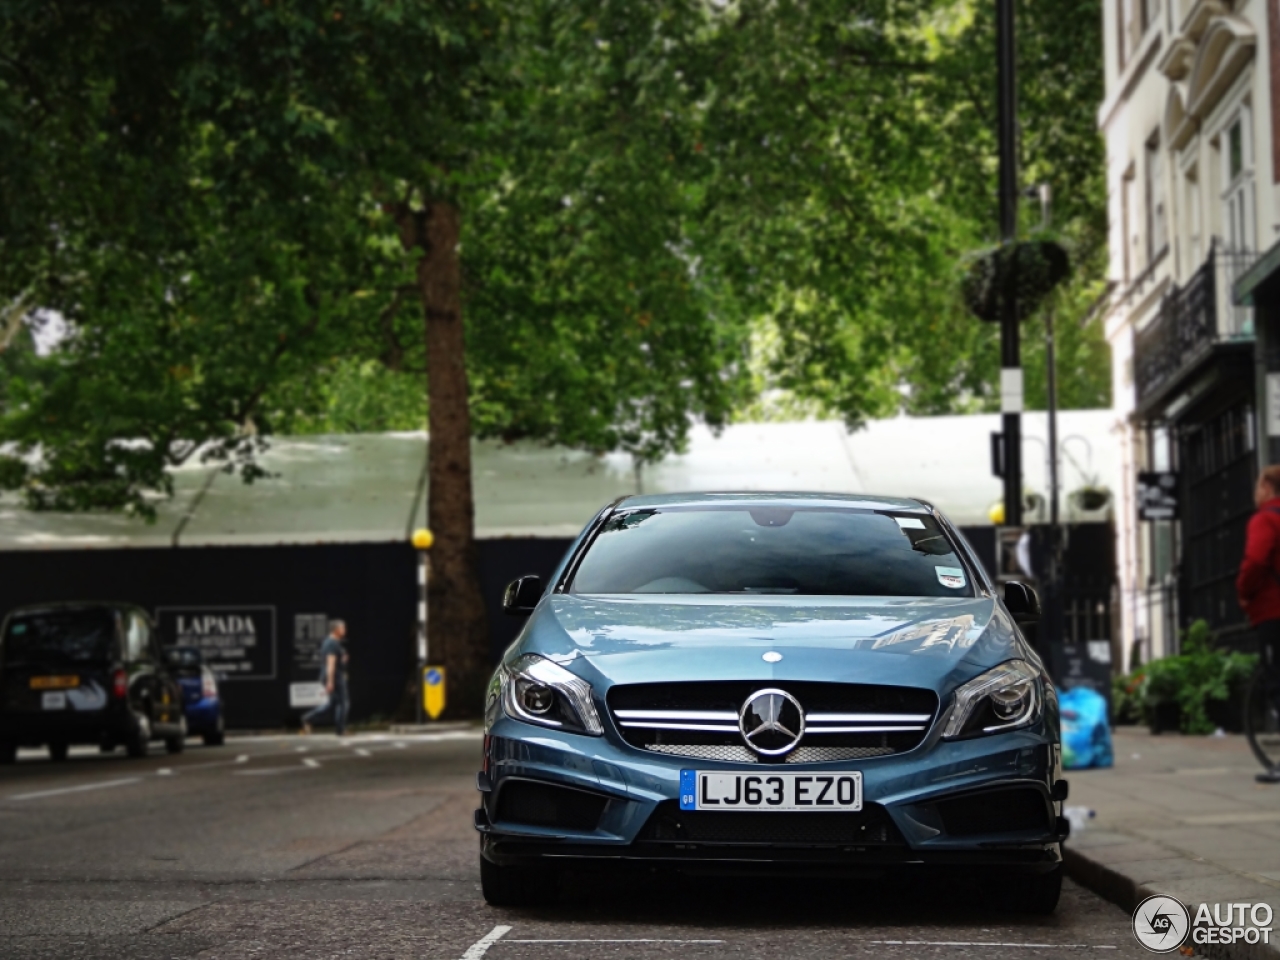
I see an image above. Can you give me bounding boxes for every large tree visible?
[1,0,1109,711]
[0,0,744,711]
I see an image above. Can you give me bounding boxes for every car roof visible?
[612,491,933,512]
[6,601,137,616]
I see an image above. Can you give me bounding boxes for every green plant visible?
[1140,620,1257,734]
[1111,669,1144,725]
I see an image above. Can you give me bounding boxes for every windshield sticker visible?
[894,517,926,529]
[935,566,966,589]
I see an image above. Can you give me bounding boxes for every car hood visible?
[514,594,1028,692]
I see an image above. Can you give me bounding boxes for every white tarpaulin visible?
[0,410,1118,549]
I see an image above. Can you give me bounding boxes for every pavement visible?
[0,727,1152,959]
[1067,726,1280,959]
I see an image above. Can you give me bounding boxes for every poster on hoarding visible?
[156,606,277,680]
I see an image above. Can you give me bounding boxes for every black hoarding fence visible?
[0,543,418,729]
[0,524,1114,726]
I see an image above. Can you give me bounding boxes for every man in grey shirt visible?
[302,620,349,735]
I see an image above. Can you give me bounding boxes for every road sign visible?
[1137,471,1178,521]
[423,666,446,720]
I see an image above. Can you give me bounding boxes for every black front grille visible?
[638,800,903,847]
[935,788,1051,837]
[494,780,609,832]
[608,681,937,761]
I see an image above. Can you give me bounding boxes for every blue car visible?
[477,493,1066,912]
[163,647,225,746]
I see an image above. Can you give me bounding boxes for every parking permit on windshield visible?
[894,517,926,529]
[935,566,966,589]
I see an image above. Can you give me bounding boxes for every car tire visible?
[204,715,225,747]
[479,855,559,907]
[100,742,116,754]
[165,716,187,755]
[126,714,151,758]
[48,742,69,762]
[986,864,1062,915]
[0,742,17,764]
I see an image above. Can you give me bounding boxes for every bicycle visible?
[1244,666,1280,783]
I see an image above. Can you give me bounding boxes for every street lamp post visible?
[997,0,1023,529]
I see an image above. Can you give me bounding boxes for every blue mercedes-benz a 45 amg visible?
[477,493,1067,912]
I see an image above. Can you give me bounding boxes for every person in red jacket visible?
[1238,465,1280,782]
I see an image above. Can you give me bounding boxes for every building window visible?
[1146,134,1167,262]
[1219,108,1255,255]
[1184,164,1201,273]
[1122,167,1138,282]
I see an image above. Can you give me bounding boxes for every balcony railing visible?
[1133,242,1255,410]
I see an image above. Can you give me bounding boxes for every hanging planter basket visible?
[1070,486,1112,512]
[962,239,1070,323]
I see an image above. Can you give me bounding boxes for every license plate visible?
[30,676,79,690]
[680,770,863,812]
[41,691,67,710]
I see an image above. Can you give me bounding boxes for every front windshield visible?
[569,506,975,598]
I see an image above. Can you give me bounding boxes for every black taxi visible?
[0,602,187,762]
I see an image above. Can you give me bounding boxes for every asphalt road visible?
[0,732,1151,959]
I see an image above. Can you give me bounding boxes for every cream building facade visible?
[1101,0,1280,661]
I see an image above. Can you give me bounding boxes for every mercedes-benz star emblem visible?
[739,688,805,756]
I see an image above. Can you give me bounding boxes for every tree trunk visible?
[418,199,489,717]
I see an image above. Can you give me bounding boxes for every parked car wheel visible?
[203,714,225,747]
[985,864,1063,914]
[47,742,69,762]
[126,714,151,758]
[165,717,187,755]
[100,742,116,754]
[479,855,558,907]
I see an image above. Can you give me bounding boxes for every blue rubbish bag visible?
[1059,686,1113,770]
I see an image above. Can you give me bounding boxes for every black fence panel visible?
[0,542,419,729]
[0,523,1114,726]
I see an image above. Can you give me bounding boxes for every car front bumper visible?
[477,715,1067,873]
[182,696,222,734]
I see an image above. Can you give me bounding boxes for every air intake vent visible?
[494,781,608,832]
[638,800,903,847]
[935,788,1051,837]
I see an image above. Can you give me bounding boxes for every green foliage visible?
[1138,620,1258,735]
[1111,668,1144,726]
[276,360,426,436]
[0,0,1112,511]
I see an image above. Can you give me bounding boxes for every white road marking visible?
[7,777,143,801]
[302,757,320,768]
[394,742,407,749]
[461,925,512,959]
[233,767,311,776]
[296,746,308,752]
[505,939,725,944]
[235,754,249,763]
[355,748,371,757]
[156,768,173,776]
[868,943,1117,950]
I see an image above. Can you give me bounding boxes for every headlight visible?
[942,660,1041,739]
[500,654,603,736]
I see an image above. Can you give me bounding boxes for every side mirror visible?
[503,575,544,616]
[1003,581,1042,624]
